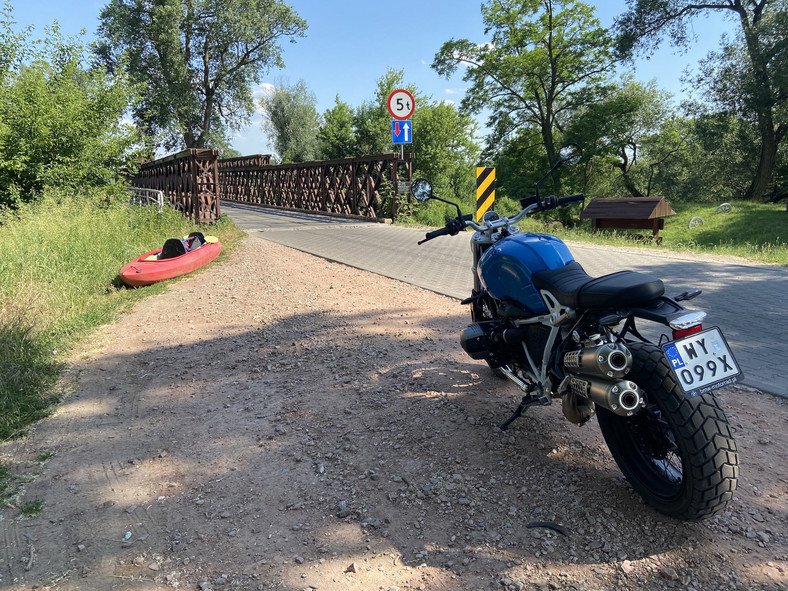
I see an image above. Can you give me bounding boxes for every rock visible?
[337,501,352,518]
[660,567,680,581]
[295,555,305,564]
[345,562,358,573]
[621,560,634,574]
[148,562,160,571]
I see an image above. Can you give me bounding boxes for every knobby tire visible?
[596,342,738,520]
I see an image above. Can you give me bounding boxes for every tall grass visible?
[0,192,244,441]
[0,305,62,440]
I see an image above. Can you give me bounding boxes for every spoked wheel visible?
[596,342,738,520]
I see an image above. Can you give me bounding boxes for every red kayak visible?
[120,233,221,287]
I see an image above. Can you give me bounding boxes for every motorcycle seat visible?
[532,261,664,309]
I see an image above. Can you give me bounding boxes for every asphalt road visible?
[221,201,788,398]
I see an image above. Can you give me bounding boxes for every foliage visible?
[566,78,678,196]
[260,79,321,162]
[318,96,357,159]
[411,101,481,202]
[0,17,143,209]
[615,0,788,201]
[432,0,615,195]
[352,69,426,156]
[95,0,307,151]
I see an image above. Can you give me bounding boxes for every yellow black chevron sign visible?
[476,167,495,221]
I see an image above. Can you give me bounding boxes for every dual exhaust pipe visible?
[563,342,643,416]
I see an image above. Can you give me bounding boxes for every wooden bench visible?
[580,196,676,241]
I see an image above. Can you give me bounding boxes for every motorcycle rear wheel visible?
[596,342,738,520]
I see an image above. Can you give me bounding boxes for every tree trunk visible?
[744,109,777,201]
[739,10,778,201]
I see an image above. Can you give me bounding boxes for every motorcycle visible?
[410,145,741,521]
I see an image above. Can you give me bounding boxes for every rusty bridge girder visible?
[131,149,221,224]
[219,153,414,220]
[131,151,413,224]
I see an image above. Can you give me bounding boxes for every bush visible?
[0,18,144,209]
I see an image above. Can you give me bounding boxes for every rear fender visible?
[628,296,689,327]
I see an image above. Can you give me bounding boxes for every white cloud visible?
[252,82,276,114]
[253,82,276,98]
[444,88,464,96]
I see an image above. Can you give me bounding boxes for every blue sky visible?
[8,0,735,156]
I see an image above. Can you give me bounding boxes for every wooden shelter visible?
[580,196,676,238]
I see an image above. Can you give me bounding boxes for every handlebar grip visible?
[558,193,585,206]
[424,226,452,241]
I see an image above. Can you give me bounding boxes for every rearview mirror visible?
[410,178,433,202]
[559,143,582,166]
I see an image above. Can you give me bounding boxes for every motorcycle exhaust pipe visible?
[563,342,632,379]
[568,375,643,416]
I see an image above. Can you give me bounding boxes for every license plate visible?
[662,327,742,397]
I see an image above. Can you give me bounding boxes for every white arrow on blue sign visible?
[392,120,412,144]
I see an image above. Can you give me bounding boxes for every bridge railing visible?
[219,153,413,220]
[130,151,413,223]
[131,149,221,223]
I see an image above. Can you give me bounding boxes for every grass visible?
[0,191,244,506]
[20,498,45,517]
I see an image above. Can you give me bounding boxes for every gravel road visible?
[0,236,785,591]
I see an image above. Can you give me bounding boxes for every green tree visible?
[616,0,788,201]
[260,79,321,162]
[95,0,307,151]
[318,96,356,159]
[0,4,29,81]
[566,78,677,196]
[432,0,615,194]
[411,101,480,201]
[0,21,142,208]
[353,69,425,155]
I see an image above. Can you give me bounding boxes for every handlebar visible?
[419,226,453,244]
[418,193,584,244]
[558,193,585,206]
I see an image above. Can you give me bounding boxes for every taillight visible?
[669,311,707,340]
[672,325,703,339]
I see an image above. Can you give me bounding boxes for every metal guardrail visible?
[127,187,165,213]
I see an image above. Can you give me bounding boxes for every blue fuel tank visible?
[477,233,575,315]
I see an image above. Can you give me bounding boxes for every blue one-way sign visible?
[392,120,412,144]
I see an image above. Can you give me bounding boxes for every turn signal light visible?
[672,325,703,339]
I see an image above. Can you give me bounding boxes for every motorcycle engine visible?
[460,321,551,368]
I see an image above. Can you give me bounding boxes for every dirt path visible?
[1,236,786,591]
